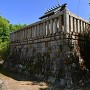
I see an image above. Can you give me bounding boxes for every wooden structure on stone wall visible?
[9,4,90,43]
[7,4,90,88]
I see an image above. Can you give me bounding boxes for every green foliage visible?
[0,40,9,61]
[0,15,27,61]
[9,23,27,32]
[0,16,10,42]
[0,15,27,42]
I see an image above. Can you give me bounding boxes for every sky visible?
[0,0,90,25]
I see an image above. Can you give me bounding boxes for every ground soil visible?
[0,61,49,90]
[0,72,49,90]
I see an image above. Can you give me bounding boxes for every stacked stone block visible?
[6,8,90,89]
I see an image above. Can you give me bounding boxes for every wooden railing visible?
[67,9,90,33]
[9,9,90,43]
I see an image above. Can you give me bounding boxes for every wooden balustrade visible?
[9,9,90,43]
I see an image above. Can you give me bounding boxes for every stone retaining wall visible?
[4,8,90,89]
[4,32,84,88]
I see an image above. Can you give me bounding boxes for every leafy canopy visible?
[0,15,27,60]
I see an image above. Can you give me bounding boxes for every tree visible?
[0,16,10,42]
[0,16,27,42]
[9,23,27,31]
[0,15,27,61]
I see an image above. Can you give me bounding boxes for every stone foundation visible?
[4,32,88,89]
[4,7,90,89]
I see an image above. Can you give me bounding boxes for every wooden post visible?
[37,25,40,37]
[43,22,46,36]
[71,16,73,32]
[74,18,76,32]
[64,9,69,33]
[50,19,53,34]
[77,20,80,33]
[40,24,43,36]
[54,18,58,33]
[59,16,62,32]
[46,21,49,35]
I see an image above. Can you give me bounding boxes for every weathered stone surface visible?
[5,7,90,89]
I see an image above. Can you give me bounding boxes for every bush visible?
[0,40,9,61]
